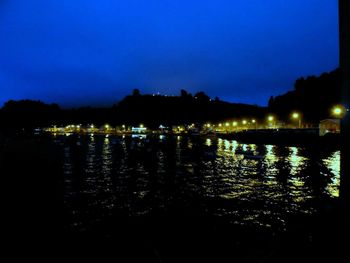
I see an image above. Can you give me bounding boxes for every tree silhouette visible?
[268,69,341,122]
[132,89,141,96]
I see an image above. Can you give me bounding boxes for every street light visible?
[334,107,342,115]
[252,119,257,130]
[267,115,275,129]
[332,105,346,118]
[291,112,301,128]
[225,122,230,132]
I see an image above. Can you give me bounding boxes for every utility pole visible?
[339,0,350,206]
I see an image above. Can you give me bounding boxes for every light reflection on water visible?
[323,151,341,197]
[60,135,340,233]
[288,147,306,176]
[205,138,211,146]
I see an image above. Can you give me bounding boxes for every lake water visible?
[55,134,340,235]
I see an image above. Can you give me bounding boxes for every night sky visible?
[0,0,339,108]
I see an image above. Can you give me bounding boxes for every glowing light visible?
[232,121,238,126]
[323,151,341,197]
[219,123,222,127]
[207,123,211,127]
[334,107,342,115]
[268,116,274,122]
[249,144,257,152]
[288,147,306,176]
[292,112,299,119]
[252,119,256,123]
[205,138,212,146]
[291,112,302,128]
[140,124,144,128]
[218,138,223,143]
[231,140,238,152]
[105,124,110,129]
[242,120,247,125]
[332,105,346,118]
[265,145,278,165]
[225,122,230,127]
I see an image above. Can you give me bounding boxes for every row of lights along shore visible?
[208,105,347,129]
[56,105,347,133]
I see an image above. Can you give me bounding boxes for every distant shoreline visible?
[36,128,341,149]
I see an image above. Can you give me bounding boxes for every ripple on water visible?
[58,135,340,232]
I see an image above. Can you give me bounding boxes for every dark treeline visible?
[268,68,342,123]
[0,90,265,130]
[0,100,61,129]
[0,100,113,130]
[0,68,342,130]
[113,89,265,128]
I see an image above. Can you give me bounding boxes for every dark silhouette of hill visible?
[0,100,61,131]
[0,90,266,130]
[113,89,265,128]
[61,106,113,127]
[268,69,342,122]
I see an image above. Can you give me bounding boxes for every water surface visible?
[56,134,340,234]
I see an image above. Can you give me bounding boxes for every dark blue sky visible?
[0,0,339,108]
